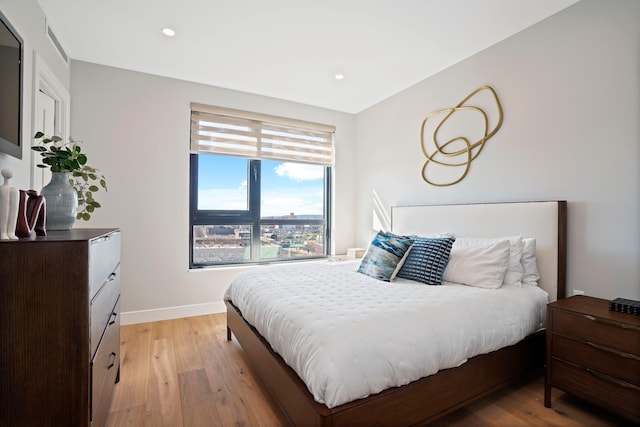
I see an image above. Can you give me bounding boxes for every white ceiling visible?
[36,0,579,114]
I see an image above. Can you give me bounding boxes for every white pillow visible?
[443,239,511,289]
[521,238,540,286]
[453,236,524,286]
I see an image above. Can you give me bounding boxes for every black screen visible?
[0,10,23,159]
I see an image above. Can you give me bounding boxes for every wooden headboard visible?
[391,201,567,302]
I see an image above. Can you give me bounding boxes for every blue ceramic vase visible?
[41,172,78,230]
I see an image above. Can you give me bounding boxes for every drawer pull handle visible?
[586,368,640,392]
[107,272,117,282]
[107,352,117,369]
[586,341,640,361]
[621,323,640,332]
[93,235,111,244]
[109,311,118,325]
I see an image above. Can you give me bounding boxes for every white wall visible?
[0,0,70,188]
[69,62,357,322]
[355,0,640,300]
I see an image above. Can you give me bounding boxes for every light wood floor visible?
[107,313,630,426]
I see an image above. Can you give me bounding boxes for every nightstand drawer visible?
[553,310,640,355]
[91,297,120,426]
[90,265,120,357]
[89,231,121,299]
[552,358,640,423]
[553,334,640,386]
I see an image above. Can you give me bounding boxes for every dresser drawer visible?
[89,231,121,299]
[91,297,120,427]
[551,358,640,423]
[553,310,640,355]
[90,265,120,357]
[553,333,640,386]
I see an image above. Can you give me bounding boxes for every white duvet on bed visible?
[224,260,548,408]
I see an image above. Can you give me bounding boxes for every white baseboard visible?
[121,301,227,325]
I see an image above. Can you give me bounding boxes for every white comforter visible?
[224,261,548,408]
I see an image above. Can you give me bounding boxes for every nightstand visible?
[545,295,640,423]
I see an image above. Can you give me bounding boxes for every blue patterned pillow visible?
[396,236,455,285]
[357,231,414,282]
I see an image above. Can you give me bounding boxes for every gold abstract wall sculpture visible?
[420,85,503,186]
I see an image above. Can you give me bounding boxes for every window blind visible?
[191,103,335,166]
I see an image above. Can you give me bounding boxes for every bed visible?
[225,201,567,426]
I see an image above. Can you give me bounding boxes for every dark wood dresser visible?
[545,295,640,423]
[0,228,121,426]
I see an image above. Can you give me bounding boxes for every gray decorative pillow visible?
[396,237,455,285]
[357,231,413,282]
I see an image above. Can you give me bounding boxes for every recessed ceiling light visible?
[162,28,176,37]
[334,74,345,80]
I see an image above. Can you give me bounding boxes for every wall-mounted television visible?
[0,10,23,159]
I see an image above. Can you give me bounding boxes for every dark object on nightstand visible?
[0,229,121,426]
[609,297,640,316]
[15,189,46,237]
[545,295,640,424]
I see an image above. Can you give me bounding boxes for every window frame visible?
[189,104,335,269]
[189,154,332,268]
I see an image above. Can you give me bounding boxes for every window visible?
[189,104,335,268]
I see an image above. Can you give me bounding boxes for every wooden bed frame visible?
[226,201,567,426]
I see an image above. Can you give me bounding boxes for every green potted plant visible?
[32,131,107,227]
